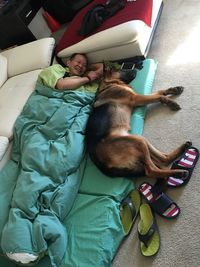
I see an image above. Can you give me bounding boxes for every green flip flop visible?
[120,189,141,236]
[138,203,160,256]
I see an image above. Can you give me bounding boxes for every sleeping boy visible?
[37,53,104,91]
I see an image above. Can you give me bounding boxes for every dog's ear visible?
[119,69,137,84]
[103,65,113,79]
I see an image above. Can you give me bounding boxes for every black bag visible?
[79,0,125,36]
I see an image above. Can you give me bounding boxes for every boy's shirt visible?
[37,64,98,93]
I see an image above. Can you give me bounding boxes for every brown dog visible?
[86,67,190,180]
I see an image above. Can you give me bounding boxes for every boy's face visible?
[67,54,88,76]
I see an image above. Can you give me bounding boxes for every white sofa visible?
[56,0,163,63]
[0,37,55,170]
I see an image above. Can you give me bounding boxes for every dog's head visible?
[118,69,136,84]
[97,64,136,95]
[103,64,136,84]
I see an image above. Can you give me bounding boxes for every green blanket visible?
[0,82,95,267]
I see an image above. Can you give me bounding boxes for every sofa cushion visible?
[1,38,55,78]
[0,54,7,87]
[0,70,41,138]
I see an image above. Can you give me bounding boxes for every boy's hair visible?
[70,53,88,64]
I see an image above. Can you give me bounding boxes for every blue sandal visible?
[139,182,180,219]
[167,146,199,188]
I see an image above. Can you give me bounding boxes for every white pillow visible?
[1,38,55,78]
[0,136,9,161]
[0,54,7,87]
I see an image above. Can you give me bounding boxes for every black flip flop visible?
[120,189,141,235]
[138,203,160,256]
[167,146,199,188]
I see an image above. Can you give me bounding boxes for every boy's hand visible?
[86,70,102,82]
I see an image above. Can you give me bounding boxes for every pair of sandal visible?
[120,189,160,257]
[120,146,199,257]
[139,146,199,219]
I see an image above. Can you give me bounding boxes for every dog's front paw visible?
[165,86,184,96]
[160,96,181,110]
[172,86,184,95]
[168,101,181,111]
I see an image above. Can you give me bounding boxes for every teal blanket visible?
[0,82,94,267]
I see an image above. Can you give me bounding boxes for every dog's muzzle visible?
[120,69,137,84]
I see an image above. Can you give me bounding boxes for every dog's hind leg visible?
[125,135,189,179]
[97,135,189,179]
[146,140,192,165]
[104,135,187,178]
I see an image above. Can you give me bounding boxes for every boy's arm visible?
[56,63,104,90]
[56,71,101,90]
[56,76,90,90]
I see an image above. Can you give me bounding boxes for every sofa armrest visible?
[1,37,55,78]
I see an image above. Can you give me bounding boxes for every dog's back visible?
[86,102,145,178]
[86,103,111,147]
[85,74,145,178]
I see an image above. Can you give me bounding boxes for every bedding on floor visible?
[55,0,153,54]
[0,59,157,267]
[0,82,95,267]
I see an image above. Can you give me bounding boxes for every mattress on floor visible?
[0,59,157,267]
[60,59,158,267]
